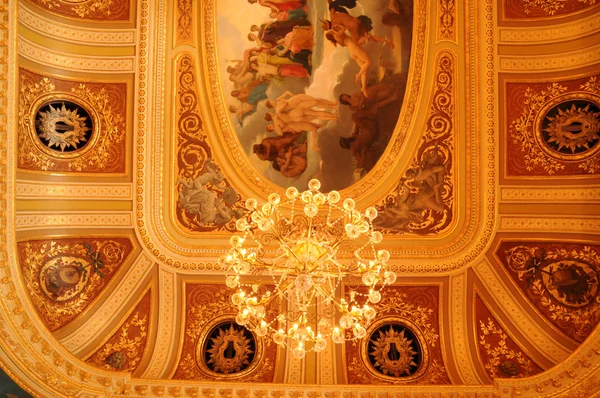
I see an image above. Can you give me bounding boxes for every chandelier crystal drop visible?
[220,179,396,357]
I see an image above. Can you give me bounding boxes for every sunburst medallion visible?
[35,101,92,152]
[368,324,420,377]
[205,322,255,374]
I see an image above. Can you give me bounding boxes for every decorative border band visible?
[18,37,135,73]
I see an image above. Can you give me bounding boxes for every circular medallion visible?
[196,317,262,377]
[362,319,428,381]
[39,256,91,302]
[541,260,598,307]
[29,94,99,159]
[535,95,600,161]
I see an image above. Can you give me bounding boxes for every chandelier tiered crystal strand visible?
[220,179,396,358]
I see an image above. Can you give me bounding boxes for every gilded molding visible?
[60,253,154,354]
[474,259,572,363]
[499,13,600,44]
[19,4,136,46]
[18,36,135,73]
[437,0,456,42]
[449,274,482,384]
[16,181,133,200]
[500,186,600,202]
[15,211,133,230]
[140,268,176,378]
[500,43,600,72]
[499,215,600,233]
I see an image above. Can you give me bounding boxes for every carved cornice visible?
[19,4,136,46]
[499,13,600,44]
[140,267,177,378]
[500,186,600,203]
[499,215,600,233]
[15,211,133,230]
[449,273,483,384]
[500,43,600,72]
[18,36,135,73]
[16,181,133,200]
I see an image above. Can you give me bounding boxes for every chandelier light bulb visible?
[220,179,396,356]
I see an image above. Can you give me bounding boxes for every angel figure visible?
[325,26,372,96]
[322,0,393,48]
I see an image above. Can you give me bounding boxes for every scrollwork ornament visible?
[374,53,455,234]
[175,54,245,232]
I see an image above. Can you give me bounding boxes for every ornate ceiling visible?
[2,0,600,396]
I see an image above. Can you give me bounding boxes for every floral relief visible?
[504,0,598,18]
[26,0,130,21]
[18,238,132,331]
[86,291,151,373]
[500,242,600,342]
[476,296,543,379]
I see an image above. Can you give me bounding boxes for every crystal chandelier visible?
[220,179,396,358]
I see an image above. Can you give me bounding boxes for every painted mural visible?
[217,0,413,191]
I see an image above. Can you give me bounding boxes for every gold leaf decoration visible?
[86,291,151,373]
[18,238,132,331]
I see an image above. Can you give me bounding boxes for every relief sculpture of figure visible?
[177,161,239,225]
[374,149,446,230]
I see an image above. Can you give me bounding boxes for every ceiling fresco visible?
[2,0,600,396]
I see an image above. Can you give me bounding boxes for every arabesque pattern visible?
[24,0,130,21]
[503,0,599,18]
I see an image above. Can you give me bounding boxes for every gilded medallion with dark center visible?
[538,99,600,160]
[367,323,422,378]
[35,100,93,153]
[202,322,256,374]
